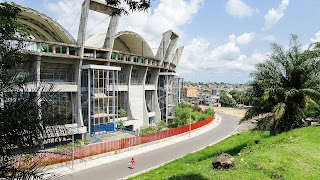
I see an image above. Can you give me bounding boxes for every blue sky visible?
[4,0,320,83]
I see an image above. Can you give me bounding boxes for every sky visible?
[4,0,320,83]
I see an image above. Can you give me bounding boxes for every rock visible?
[271,172,279,178]
[255,140,261,144]
[212,153,235,170]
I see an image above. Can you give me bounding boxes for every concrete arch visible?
[16,4,76,44]
[85,31,154,58]
[114,31,154,58]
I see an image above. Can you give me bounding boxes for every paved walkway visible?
[57,111,240,180]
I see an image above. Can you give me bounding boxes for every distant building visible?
[183,87,198,98]
[212,89,217,95]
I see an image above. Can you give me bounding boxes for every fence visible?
[38,116,214,166]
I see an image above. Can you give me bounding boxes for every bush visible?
[118,109,126,117]
[139,121,169,135]
[55,139,89,151]
[118,120,125,129]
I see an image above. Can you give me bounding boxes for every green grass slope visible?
[129,126,320,180]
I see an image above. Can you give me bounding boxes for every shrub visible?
[118,109,126,117]
[118,120,125,129]
[55,139,89,151]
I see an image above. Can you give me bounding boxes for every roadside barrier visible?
[36,116,214,166]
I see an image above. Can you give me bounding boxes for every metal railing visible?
[16,39,177,71]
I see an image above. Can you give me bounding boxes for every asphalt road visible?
[66,111,239,180]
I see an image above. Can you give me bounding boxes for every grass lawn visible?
[129,126,320,180]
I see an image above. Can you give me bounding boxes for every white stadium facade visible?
[13,0,184,139]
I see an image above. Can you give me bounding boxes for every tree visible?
[105,0,154,16]
[0,2,65,179]
[242,35,320,135]
[229,90,241,103]
[219,91,236,107]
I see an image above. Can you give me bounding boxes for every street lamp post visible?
[189,101,194,137]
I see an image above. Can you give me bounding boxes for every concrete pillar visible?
[155,30,172,60]
[66,46,70,55]
[52,46,56,54]
[34,56,41,120]
[172,46,184,67]
[142,67,149,126]
[93,49,97,58]
[103,15,120,59]
[164,37,178,67]
[75,59,84,127]
[126,65,133,120]
[77,0,90,51]
[165,75,169,123]
[154,69,161,123]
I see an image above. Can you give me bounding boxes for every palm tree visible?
[242,35,320,135]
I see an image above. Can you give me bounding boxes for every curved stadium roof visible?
[15,4,155,58]
[85,31,154,58]
[16,4,76,44]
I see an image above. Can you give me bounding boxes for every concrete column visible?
[172,46,184,67]
[35,56,41,85]
[103,15,120,59]
[52,46,56,54]
[164,37,178,67]
[155,30,172,60]
[126,65,133,120]
[34,56,41,120]
[66,47,70,55]
[75,59,84,127]
[77,0,90,53]
[142,67,149,126]
[165,75,169,123]
[93,50,97,58]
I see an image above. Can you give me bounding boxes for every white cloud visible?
[210,34,240,61]
[261,35,276,41]
[178,35,268,81]
[225,0,256,18]
[263,0,289,30]
[45,0,204,48]
[236,32,255,45]
[310,31,320,43]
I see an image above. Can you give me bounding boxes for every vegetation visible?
[118,108,126,117]
[242,35,320,135]
[139,121,168,135]
[118,120,125,129]
[55,139,89,151]
[0,2,65,179]
[168,102,214,128]
[129,126,320,180]
[219,91,237,107]
[139,102,215,134]
[105,0,154,16]
[303,98,320,120]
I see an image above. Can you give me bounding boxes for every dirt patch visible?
[213,107,247,119]
[213,107,256,134]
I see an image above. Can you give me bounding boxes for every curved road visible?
[67,111,239,180]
